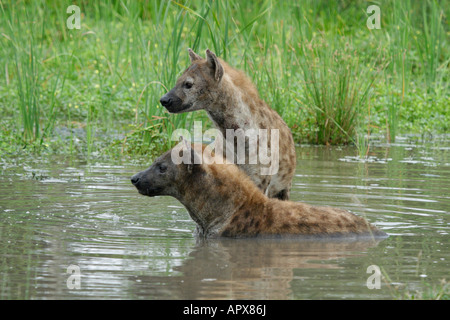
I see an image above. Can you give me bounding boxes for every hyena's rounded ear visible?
[206,49,224,82]
[188,48,202,63]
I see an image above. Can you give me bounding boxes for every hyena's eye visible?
[158,164,167,173]
[184,81,193,89]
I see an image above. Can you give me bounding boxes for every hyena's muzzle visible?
[131,170,162,197]
[160,89,191,114]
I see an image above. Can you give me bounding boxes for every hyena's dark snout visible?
[131,172,142,187]
[159,94,172,108]
[131,171,149,196]
[160,92,181,108]
[131,171,161,197]
[160,91,185,113]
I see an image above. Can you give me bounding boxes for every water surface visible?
[0,136,448,299]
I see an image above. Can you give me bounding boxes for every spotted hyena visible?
[131,141,386,239]
[159,49,296,200]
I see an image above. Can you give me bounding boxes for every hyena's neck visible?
[207,75,262,132]
[178,187,238,237]
[178,165,267,237]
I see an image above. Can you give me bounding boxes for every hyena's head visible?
[159,49,224,113]
[131,139,204,199]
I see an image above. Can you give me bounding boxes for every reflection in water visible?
[0,138,449,299]
[133,238,383,299]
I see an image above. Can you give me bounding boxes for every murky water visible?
[0,136,448,299]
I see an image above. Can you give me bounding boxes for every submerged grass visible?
[0,0,448,159]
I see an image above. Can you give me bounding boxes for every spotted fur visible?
[131,144,386,239]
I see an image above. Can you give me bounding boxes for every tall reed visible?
[414,0,445,91]
[1,3,43,143]
[1,1,69,146]
[296,37,383,146]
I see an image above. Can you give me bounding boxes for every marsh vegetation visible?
[0,0,448,159]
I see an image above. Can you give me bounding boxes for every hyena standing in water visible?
[159,49,296,200]
[131,141,387,239]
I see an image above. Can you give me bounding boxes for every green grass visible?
[0,0,448,159]
[294,36,387,146]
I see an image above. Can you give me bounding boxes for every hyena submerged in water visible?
[159,49,296,200]
[131,141,387,239]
